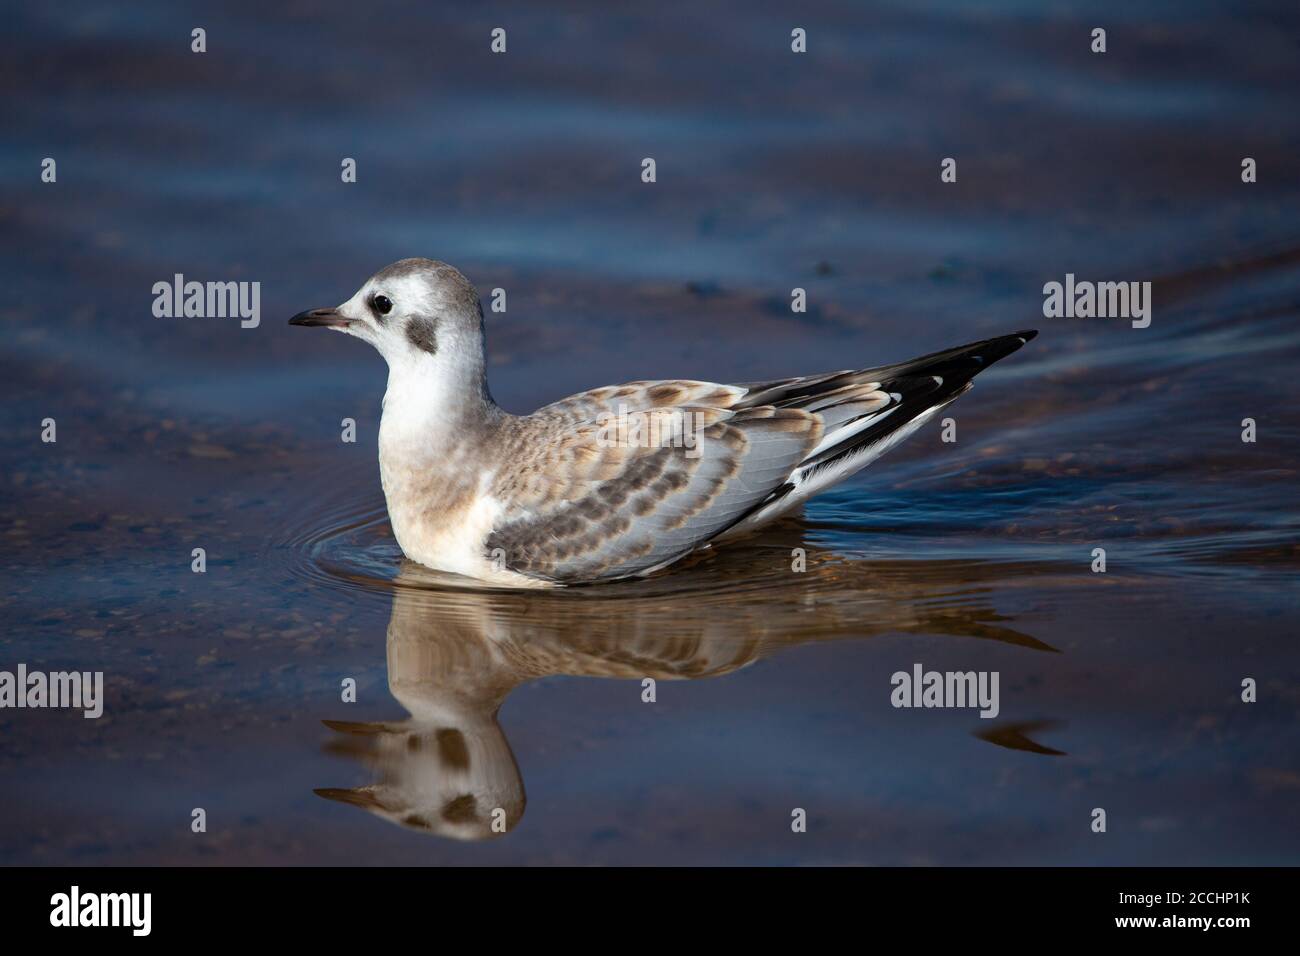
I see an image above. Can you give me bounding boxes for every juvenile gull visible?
[289,258,1037,588]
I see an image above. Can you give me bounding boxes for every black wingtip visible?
[938,330,1037,375]
[859,329,1037,390]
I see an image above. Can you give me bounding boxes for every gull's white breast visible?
[378,455,551,588]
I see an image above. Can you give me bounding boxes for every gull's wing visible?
[534,375,890,435]
[486,404,822,583]
[503,330,1037,581]
[534,380,747,422]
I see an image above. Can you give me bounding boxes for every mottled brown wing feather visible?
[486,404,821,583]
[534,380,748,424]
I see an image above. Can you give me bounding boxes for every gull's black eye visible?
[372,294,393,316]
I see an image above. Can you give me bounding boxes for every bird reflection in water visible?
[315,520,1060,841]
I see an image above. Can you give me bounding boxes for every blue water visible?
[1,0,1298,864]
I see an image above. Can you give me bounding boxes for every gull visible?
[290,258,1036,588]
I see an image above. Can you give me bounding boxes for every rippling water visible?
[2,1,1299,864]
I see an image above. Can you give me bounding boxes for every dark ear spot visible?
[441,794,478,823]
[436,728,470,769]
[406,316,438,354]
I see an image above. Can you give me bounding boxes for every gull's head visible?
[289,258,484,372]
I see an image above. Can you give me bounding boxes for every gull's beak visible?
[288,307,349,329]
[313,787,390,811]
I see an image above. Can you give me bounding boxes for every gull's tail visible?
[715,329,1038,538]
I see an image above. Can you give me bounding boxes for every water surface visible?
[2,0,1299,864]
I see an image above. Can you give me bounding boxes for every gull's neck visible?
[379,354,504,461]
